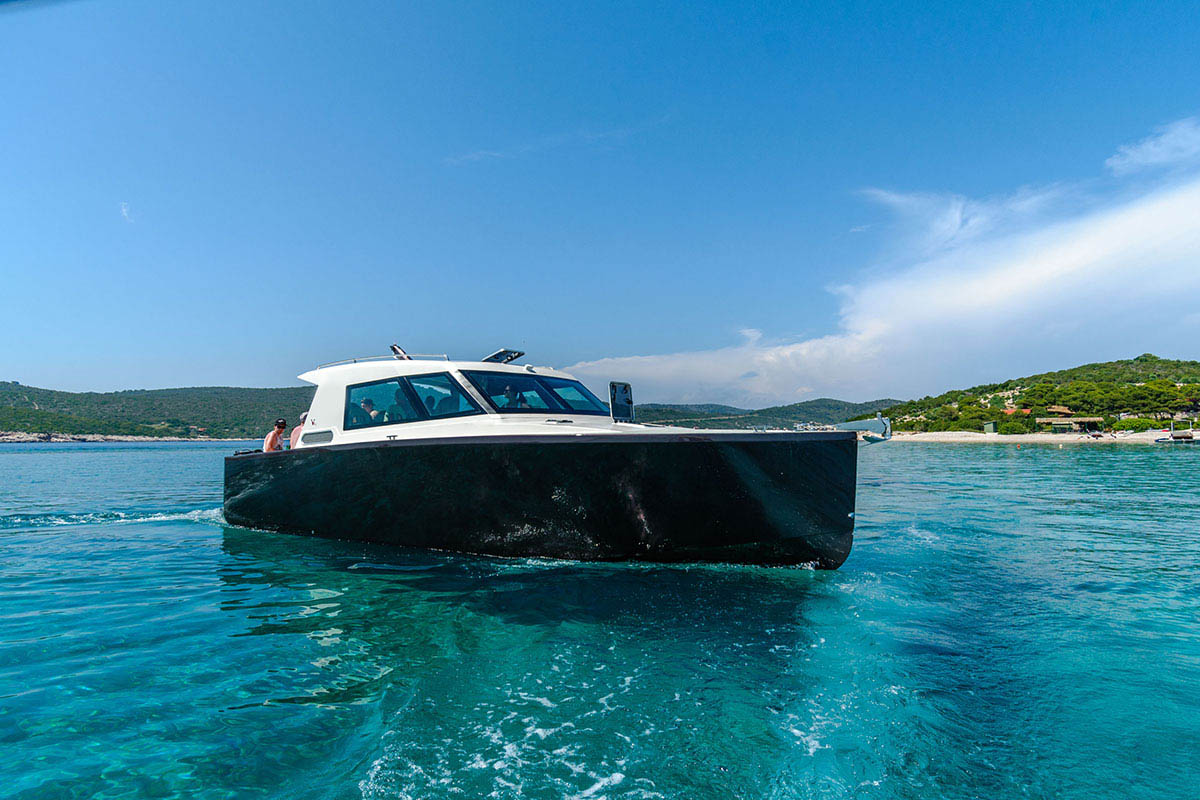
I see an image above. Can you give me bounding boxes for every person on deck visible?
[263,418,287,452]
[289,412,307,449]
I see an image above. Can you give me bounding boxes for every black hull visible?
[223,432,858,568]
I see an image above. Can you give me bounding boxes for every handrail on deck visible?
[315,354,450,369]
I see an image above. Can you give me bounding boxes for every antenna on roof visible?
[482,348,525,364]
[390,343,411,360]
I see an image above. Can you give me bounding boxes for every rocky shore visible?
[0,431,248,443]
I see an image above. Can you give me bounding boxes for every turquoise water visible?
[1,442,1198,799]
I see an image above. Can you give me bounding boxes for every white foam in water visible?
[788,725,827,757]
[0,507,226,530]
[570,772,625,799]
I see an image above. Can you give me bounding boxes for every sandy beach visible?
[888,430,1173,444]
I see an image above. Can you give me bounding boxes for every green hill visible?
[637,397,898,428]
[9,353,1192,439]
[637,403,751,415]
[0,382,314,439]
[880,354,1200,433]
[0,378,897,437]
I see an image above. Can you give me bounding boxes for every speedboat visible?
[223,347,877,568]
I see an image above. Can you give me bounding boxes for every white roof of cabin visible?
[297,358,578,388]
[289,355,628,447]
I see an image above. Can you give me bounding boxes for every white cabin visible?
[292,353,651,448]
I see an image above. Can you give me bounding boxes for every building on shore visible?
[1035,416,1104,433]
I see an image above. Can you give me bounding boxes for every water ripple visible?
[1,442,1199,798]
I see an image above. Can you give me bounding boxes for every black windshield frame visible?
[459,370,609,416]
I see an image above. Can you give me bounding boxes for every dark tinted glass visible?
[460,371,607,416]
[346,379,406,429]
[344,373,481,430]
[408,373,481,418]
[539,376,608,413]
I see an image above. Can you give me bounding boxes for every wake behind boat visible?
[223,347,878,568]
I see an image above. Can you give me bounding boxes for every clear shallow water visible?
[1,442,1198,799]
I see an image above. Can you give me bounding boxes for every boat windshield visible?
[460,371,608,416]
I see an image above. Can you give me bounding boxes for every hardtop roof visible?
[297,358,578,387]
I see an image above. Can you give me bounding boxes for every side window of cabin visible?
[345,379,417,429]
[345,373,481,430]
[407,373,481,418]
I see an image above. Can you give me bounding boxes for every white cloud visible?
[1106,117,1200,175]
[119,201,133,222]
[859,183,1067,256]
[567,121,1200,407]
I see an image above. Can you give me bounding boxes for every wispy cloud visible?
[119,201,133,223]
[859,183,1067,256]
[568,117,1200,406]
[1105,116,1200,175]
[444,149,514,166]
[444,114,670,166]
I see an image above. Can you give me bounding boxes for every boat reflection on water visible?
[216,526,853,797]
[217,525,834,639]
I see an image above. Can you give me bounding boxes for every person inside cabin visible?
[263,418,287,452]
[502,384,531,410]
[361,398,382,423]
[386,388,413,422]
[346,400,371,428]
[424,396,436,415]
[289,412,307,449]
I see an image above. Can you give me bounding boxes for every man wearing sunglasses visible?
[263,418,287,452]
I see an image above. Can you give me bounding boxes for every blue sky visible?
[2,1,1199,404]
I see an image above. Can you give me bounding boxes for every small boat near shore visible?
[223,347,884,568]
[1155,422,1197,444]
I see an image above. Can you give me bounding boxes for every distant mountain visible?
[0,382,314,439]
[637,403,752,415]
[0,378,897,437]
[742,398,902,427]
[637,397,899,428]
[12,353,1189,439]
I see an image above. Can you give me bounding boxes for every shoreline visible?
[1,430,1187,445]
[888,430,1173,444]
[0,431,251,443]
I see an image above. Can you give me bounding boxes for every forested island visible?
[877,354,1200,433]
[0,383,315,439]
[634,398,899,428]
[1,354,1196,439]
